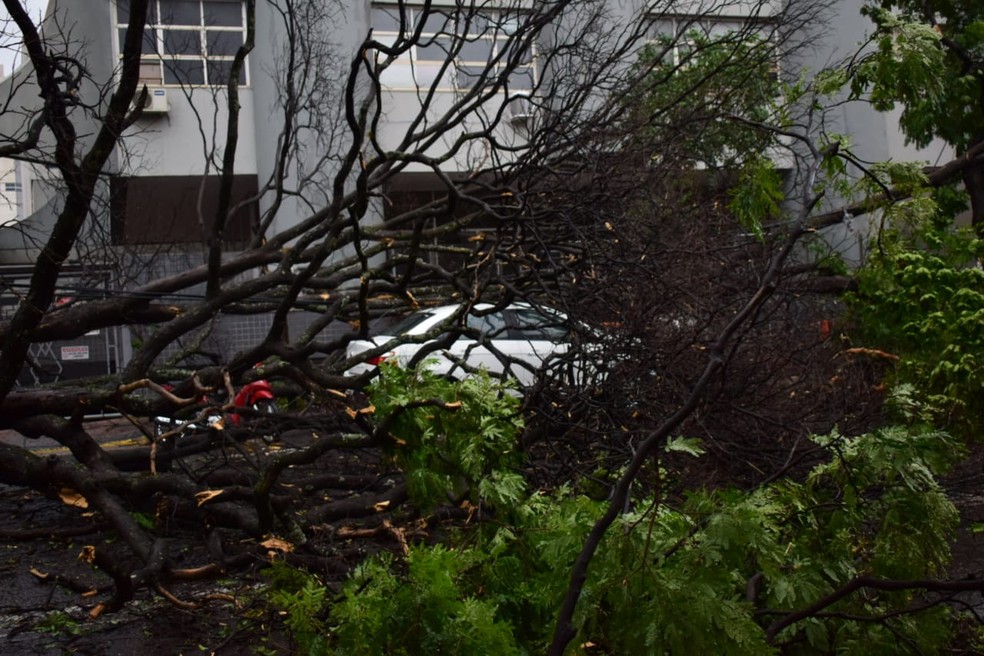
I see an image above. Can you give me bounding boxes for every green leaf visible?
[665,435,705,457]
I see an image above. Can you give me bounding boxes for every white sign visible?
[61,345,90,361]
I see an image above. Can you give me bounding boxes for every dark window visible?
[163,59,205,84]
[206,30,243,56]
[163,29,202,56]
[508,308,568,340]
[466,311,508,338]
[206,59,246,86]
[375,310,436,337]
[161,1,202,26]
[204,1,242,26]
[110,174,259,245]
[383,173,501,282]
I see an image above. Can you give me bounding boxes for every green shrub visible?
[368,363,526,511]
[268,402,959,654]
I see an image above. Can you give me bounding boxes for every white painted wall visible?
[119,87,258,177]
[0,158,22,226]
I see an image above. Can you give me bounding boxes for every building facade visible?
[0,0,952,385]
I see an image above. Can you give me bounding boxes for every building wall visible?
[0,158,22,227]
[785,0,956,263]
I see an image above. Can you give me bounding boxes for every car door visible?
[503,307,571,386]
[441,310,510,379]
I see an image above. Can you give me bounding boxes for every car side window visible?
[507,309,569,340]
[375,311,435,336]
[465,311,509,339]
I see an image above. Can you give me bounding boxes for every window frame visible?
[646,14,780,77]
[114,0,249,88]
[370,2,535,93]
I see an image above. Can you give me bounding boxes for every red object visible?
[228,379,275,426]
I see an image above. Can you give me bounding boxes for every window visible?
[3,182,21,193]
[376,310,435,337]
[110,174,258,245]
[508,308,569,341]
[370,3,534,92]
[639,16,783,169]
[115,0,247,86]
[647,17,746,66]
[466,311,509,338]
[647,15,779,81]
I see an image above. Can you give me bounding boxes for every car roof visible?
[374,302,565,337]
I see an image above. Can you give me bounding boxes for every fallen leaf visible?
[81,589,98,598]
[373,500,391,512]
[345,404,376,420]
[29,567,48,580]
[89,602,107,619]
[195,490,224,507]
[79,545,96,563]
[260,537,294,554]
[58,488,89,509]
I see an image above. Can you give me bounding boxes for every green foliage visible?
[857,160,931,202]
[852,9,947,116]
[131,511,156,530]
[631,29,783,168]
[264,560,332,655]
[296,419,959,654]
[34,610,81,636]
[853,2,984,151]
[368,363,526,511]
[271,328,964,654]
[849,218,984,436]
[330,547,522,656]
[729,156,784,238]
[664,435,705,457]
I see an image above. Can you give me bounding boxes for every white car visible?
[344,303,589,387]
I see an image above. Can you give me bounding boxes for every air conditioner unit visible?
[506,96,533,125]
[135,86,169,115]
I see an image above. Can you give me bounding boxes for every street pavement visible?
[0,416,151,452]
